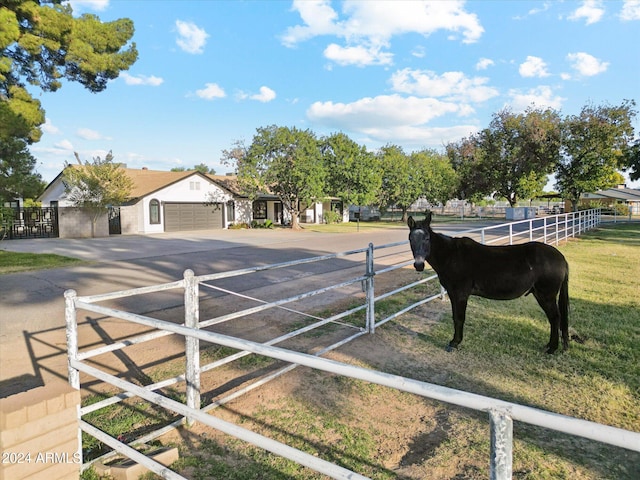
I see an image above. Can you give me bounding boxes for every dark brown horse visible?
[408,212,569,353]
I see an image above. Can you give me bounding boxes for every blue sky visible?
[31,0,640,188]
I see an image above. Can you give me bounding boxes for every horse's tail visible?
[559,266,570,348]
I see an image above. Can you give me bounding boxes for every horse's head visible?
[408,212,432,272]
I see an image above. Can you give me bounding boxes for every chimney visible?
[142,167,148,170]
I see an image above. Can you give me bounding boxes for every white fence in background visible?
[66,208,639,480]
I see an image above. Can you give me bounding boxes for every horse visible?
[407,212,570,353]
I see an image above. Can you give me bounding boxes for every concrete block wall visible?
[0,380,81,480]
[58,207,109,238]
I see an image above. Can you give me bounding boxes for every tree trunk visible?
[291,211,302,230]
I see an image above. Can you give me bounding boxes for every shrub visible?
[323,210,342,224]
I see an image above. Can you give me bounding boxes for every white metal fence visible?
[66,209,639,479]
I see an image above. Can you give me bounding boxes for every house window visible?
[190,181,200,191]
[253,200,267,219]
[226,201,235,222]
[149,199,160,224]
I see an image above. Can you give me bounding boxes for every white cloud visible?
[195,83,226,100]
[390,69,499,103]
[324,43,393,66]
[568,0,605,25]
[238,86,276,103]
[175,20,209,54]
[42,119,61,135]
[282,0,483,66]
[620,0,640,20]
[55,140,75,153]
[507,86,565,111]
[519,56,550,78]
[121,73,164,86]
[566,52,609,76]
[476,58,494,70]
[76,128,109,141]
[69,0,109,12]
[307,95,465,132]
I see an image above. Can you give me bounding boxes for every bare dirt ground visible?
[81,267,482,479]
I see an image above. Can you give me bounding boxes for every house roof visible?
[582,187,640,202]
[40,166,245,201]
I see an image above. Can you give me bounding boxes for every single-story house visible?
[38,166,346,237]
[580,185,640,215]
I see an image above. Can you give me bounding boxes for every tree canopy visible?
[0,137,44,203]
[63,151,133,236]
[447,107,560,207]
[320,132,381,208]
[1,0,138,143]
[225,125,325,230]
[555,100,637,210]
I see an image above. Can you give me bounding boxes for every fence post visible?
[489,408,513,480]
[64,289,83,468]
[365,243,376,334]
[184,269,200,427]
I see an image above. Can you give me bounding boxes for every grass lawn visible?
[0,250,84,274]
[81,223,639,480]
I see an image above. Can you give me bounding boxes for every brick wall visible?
[0,380,81,480]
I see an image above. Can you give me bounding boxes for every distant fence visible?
[66,208,639,479]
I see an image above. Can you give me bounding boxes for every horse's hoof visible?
[545,346,558,354]
[445,344,457,353]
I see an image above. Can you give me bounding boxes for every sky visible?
[29,0,640,188]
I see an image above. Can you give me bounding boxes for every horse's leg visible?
[447,295,468,352]
[533,291,560,354]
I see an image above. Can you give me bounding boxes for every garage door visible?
[164,203,223,232]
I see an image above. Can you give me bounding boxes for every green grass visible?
[0,249,84,273]
[81,223,640,479]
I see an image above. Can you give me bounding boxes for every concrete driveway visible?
[1,227,411,395]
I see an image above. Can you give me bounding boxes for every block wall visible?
[0,380,81,480]
[58,207,109,238]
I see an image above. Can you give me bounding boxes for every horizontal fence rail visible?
[65,209,638,480]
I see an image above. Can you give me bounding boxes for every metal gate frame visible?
[66,209,640,479]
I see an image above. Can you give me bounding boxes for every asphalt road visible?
[1,226,414,395]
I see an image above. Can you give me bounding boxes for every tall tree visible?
[320,132,381,209]
[412,149,458,207]
[556,100,637,210]
[477,107,561,206]
[446,135,491,203]
[621,137,640,182]
[0,137,44,203]
[1,1,138,143]
[225,125,325,230]
[63,151,133,236]
[377,144,423,222]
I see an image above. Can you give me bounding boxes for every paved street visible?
[1,226,412,395]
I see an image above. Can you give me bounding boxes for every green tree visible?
[0,137,45,203]
[556,100,637,211]
[446,135,491,204]
[320,132,381,209]
[63,151,133,236]
[225,125,325,230]
[621,137,640,182]
[1,1,138,143]
[412,149,458,207]
[477,107,561,206]
[377,145,423,222]
[171,164,215,174]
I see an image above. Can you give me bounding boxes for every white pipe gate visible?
[66,209,639,479]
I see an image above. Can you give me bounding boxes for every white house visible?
[38,167,346,237]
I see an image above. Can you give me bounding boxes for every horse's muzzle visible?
[413,258,425,272]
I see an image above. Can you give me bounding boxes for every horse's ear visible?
[425,210,432,225]
[408,216,416,229]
